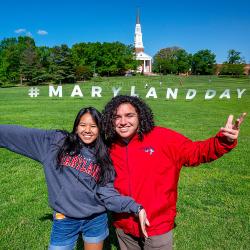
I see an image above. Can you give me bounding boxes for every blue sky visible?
[1,0,249,63]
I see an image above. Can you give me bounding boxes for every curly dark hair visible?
[102,95,154,143]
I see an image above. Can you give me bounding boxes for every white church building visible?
[134,10,152,74]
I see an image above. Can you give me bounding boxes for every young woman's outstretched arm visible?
[0,125,54,163]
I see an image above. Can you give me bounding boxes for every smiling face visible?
[114,103,139,140]
[76,112,99,144]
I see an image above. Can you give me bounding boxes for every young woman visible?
[0,107,149,250]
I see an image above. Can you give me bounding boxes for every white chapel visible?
[134,10,152,74]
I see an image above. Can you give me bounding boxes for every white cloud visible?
[14,28,32,37]
[15,28,26,34]
[26,31,32,37]
[37,30,48,35]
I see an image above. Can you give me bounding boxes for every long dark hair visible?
[57,107,114,185]
[102,95,155,144]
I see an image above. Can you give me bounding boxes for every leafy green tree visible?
[153,47,178,74]
[18,37,40,84]
[50,45,75,83]
[227,49,245,64]
[72,42,137,76]
[219,50,245,77]
[0,36,42,85]
[153,47,191,74]
[220,63,244,76]
[72,42,102,69]
[175,49,192,73]
[75,65,92,81]
[0,47,9,84]
[0,38,20,84]
[35,46,53,83]
[191,49,216,75]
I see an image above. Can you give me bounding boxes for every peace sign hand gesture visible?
[220,113,247,142]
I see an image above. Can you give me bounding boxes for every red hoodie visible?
[110,126,236,237]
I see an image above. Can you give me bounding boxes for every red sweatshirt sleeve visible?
[179,131,237,167]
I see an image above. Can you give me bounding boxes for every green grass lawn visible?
[0,75,249,249]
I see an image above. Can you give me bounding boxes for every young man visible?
[102,95,246,250]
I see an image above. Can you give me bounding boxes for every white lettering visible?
[71,85,83,97]
[237,88,246,99]
[205,89,216,100]
[219,89,230,99]
[112,87,122,97]
[49,85,62,97]
[91,86,102,97]
[166,88,178,99]
[146,87,157,98]
[44,85,244,101]
[186,89,197,100]
[131,86,139,97]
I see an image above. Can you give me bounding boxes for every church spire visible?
[133,8,152,73]
[136,8,140,24]
[134,8,144,53]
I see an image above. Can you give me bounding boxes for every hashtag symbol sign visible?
[28,87,40,97]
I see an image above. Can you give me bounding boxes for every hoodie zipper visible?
[126,144,137,234]
[126,145,132,196]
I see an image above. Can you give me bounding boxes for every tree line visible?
[0,36,138,86]
[153,47,246,76]
[0,36,247,86]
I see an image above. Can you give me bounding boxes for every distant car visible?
[125,72,133,77]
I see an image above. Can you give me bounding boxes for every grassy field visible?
[0,75,249,249]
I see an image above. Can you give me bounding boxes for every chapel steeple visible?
[134,9,144,53]
[133,9,152,74]
[136,8,140,24]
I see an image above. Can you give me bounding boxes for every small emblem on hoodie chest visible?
[143,146,155,155]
